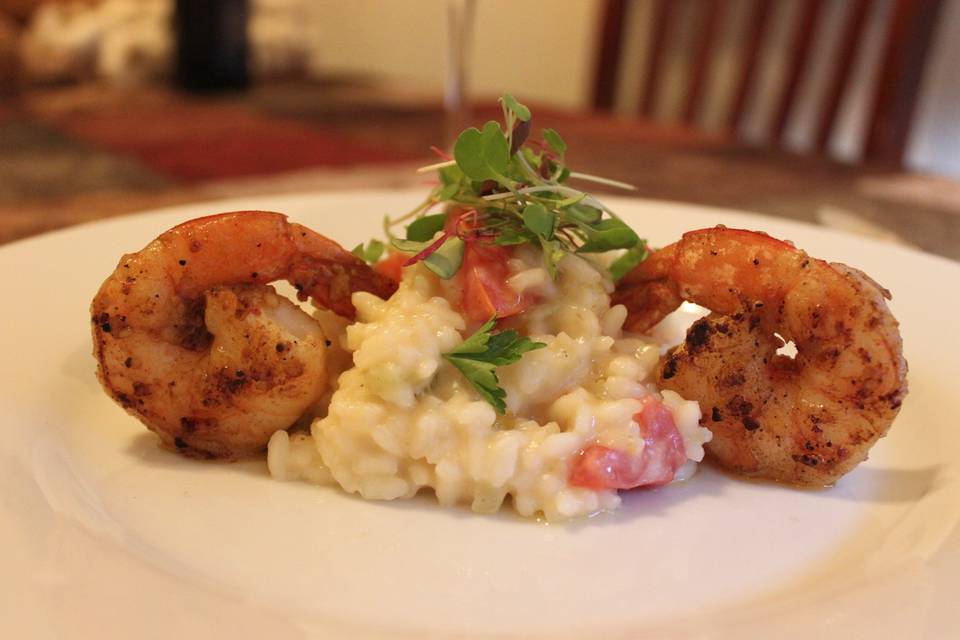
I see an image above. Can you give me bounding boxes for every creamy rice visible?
[268,248,711,521]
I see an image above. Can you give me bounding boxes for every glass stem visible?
[444,0,475,148]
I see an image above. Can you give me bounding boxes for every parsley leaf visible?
[443,318,546,414]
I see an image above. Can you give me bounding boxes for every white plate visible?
[2,190,958,639]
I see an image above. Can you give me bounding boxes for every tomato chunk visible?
[374,251,406,283]
[568,397,687,490]
[457,243,531,324]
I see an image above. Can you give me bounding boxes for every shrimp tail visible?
[611,242,682,333]
[288,223,397,318]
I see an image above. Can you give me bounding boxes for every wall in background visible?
[310,0,959,178]
[307,0,600,109]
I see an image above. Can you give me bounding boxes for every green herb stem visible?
[416,159,458,174]
[514,152,548,186]
[567,172,637,191]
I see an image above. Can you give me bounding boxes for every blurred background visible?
[1,0,958,258]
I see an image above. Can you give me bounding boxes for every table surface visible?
[3,82,958,262]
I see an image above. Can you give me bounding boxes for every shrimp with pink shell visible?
[91,211,397,459]
[612,226,907,487]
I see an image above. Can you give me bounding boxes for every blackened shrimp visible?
[91,211,398,458]
[612,227,907,486]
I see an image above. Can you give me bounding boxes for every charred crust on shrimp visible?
[91,211,399,460]
[685,320,712,351]
[613,226,908,486]
[662,356,679,380]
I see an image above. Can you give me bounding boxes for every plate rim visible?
[2,188,958,640]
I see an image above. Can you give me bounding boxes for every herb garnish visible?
[376,95,649,414]
[384,94,647,281]
[351,239,385,264]
[443,317,546,414]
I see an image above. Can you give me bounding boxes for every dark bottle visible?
[175,0,250,91]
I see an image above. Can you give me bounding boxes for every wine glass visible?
[443,0,476,148]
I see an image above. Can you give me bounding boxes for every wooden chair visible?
[592,0,943,166]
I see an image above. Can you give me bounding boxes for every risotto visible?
[268,246,711,521]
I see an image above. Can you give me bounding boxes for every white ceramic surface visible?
[2,190,958,639]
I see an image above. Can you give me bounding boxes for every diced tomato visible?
[457,243,532,324]
[374,251,407,283]
[568,397,687,491]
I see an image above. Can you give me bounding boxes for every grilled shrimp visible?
[91,211,398,459]
[612,227,907,486]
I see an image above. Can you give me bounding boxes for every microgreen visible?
[576,218,640,253]
[443,317,546,414]
[363,95,652,413]
[381,94,647,282]
[542,128,566,156]
[522,203,556,240]
[406,213,447,242]
[500,94,531,122]
[609,242,649,281]
[454,121,513,184]
[351,239,385,264]
[391,235,464,279]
